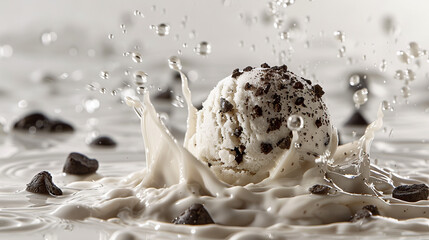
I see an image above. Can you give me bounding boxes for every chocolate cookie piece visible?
[220,98,234,113]
[392,184,429,202]
[172,203,215,225]
[309,184,331,195]
[26,171,62,196]
[362,205,380,216]
[344,111,368,127]
[49,120,74,133]
[350,209,372,222]
[63,152,99,175]
[90,136,117,147]
[13,112,50,132]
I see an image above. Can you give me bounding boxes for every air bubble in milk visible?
[194,41,212,56]
[99,71,109,80]
[287,115,304,131]
[168,56,182,70]
[397,51,411,64]
[333,31,345,42]
[40,31,57,46]
[133,71,148,85]
[353,88,368,108]
[131,52,143,63]
[349,74,360,86]
[155,23,170,36]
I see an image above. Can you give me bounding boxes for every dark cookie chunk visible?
[303,78,312,85]
[362,205,380,216]
[90,136,117,147]
[255,87,264,96]
[261,63,270,68]
[344,111,368,127]
[324,133,330,146]
[392,184,429,202]
[13,112,50,132]
[243,66,253,72]
[267,118,282,133]
[172,203,215,225]
[233,147,244,164]
[63,152,99,175]
[231,69,243,79]
[263,83,271,94]
[350,209,372,222]
[277,136,292,150]
[220,98,234,113]
[155,88,173,100]
[295,97,304,106]
[26,171,62,196]
[233,126,243,137]
[252,105,263,118]
[293,82,304,89]
[314,84,325,98]
[49,120,74,133]
[260,142,273,154]
[309,184,331,195]
[315,118,322,128]
[244,82,254,91]
[272,94,282,112]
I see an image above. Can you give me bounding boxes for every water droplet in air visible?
[397,50,411,64]
[0,45,13,58]
[405,69,415,81]
[134,10,144,17]
[83,98,100,113]
[274,19,284,29]
[333,31,345,42]
[111,90,118,96]
[41,31,57,46]
[353,88,369,108]
[131,52,143,63]
[337,46,346,58]
[120,24,126,29]
[287,115,304,131]
[395,70,405,80]
[279,31,290,40]
[108,34,114,40]
[100,88,107,94]
[99,71,109,80]
[408,42,421,58]
[349,74,360,86]
[382,100,392,111]
[155,23,170,36]
[133,71,148,85]
[172,95,185,108]
[194,41,212,56]
[168,56,182,70]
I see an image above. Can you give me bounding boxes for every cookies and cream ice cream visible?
[188,64,338,185]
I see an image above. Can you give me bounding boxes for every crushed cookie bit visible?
[315,118,322,128]
[244,82,254,91]
[295,97,304,106]
[267,117,282,133]
[263,83,271,94]
[260,143,273,154]
[243,66,253,72]
[233,126,243,137]
[261,63,270,68]
[273,94,282,112]
[279,65,288,72]
[362,205,380,216]
[232,68,243,79]
[239,144,246,153]
[324,133,330,146]
[255,87,264,96]
[309,184,331,195]
[314,84,325,98]
[252,105,263,117]
[233,147,244,164]
[303,78,312,85]
[277,136,292,149]
[207,162,212,167]
[293,82,304,89]
[220,98,234,113]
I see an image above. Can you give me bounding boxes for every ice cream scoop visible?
[187,64,337,185]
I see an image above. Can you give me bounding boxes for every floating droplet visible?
[353,88,369,108]
[405,69,415,81]
[382,100,392,111]
[337,46,346,58]
[409,42,421,58]
[395,70,405,80]
[131,52,143,63]
[133,71,148,85]
[397,50,411,64]
[379,59,387,72]
[0,45,13,58]
[287,115,304,131]
[155,23,170,36]
[111,90,118,96]
[100,88,107,94]
[134,10,144,17]
[168,56,182,70]
[274,19,284,29]
[333,31,345,42]
[172,95,185,108]
[194,41,212,56]
[279,31,290,40]
[349,74,360,86]
[120,24,126,29]
[40,31,57,46]
[83,98,100,113]
[99,71,109,80]
[401,86,411,98]
[108,34,114,40]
